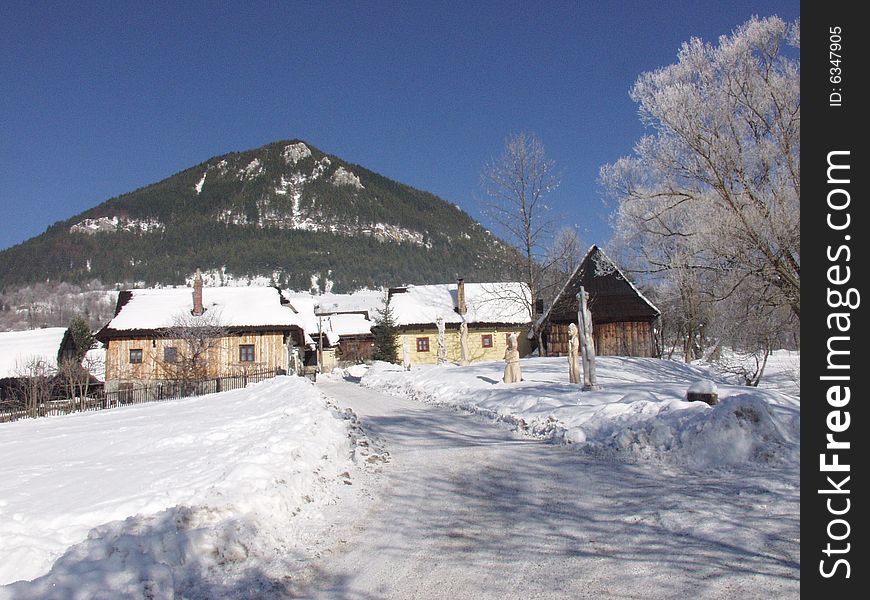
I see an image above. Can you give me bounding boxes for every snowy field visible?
[0,376,372,599]
[355,351,800,470]
[0,354,800,598]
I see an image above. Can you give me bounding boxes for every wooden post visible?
[436,317,447,364]
[576,287,599,391]
[318,315,323,374]
[402,338,411,370]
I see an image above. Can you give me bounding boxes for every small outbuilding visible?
[318,312,375,364]
[537,245,660,357]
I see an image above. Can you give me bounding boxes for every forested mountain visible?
[0,140,511,293]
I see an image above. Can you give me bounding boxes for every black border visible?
[803,3,866,595]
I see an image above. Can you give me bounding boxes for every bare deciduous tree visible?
[547,226,584,282]
[57,358,92,412]
[13,357,55,418]
[482,132,577,354]
[158,311,228,394]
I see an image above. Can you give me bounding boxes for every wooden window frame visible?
[163,346,177,363]
[415,337,430,353]
[129,348,143,364]
[239,344,256,362]
[481,334,493,348]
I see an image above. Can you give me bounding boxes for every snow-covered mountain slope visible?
[0,140,511,293]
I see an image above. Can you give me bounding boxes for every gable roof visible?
[281,293,341,347]
[388,282,531,328]
[314,290,386,318]
[0,327,68,379]
[321,313,374,338]
[97,287,307,341]
[540,245,660,327]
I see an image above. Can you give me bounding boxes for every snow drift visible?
[0,376,362,598]
[357,355,799,469]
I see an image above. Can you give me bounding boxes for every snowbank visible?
[358,356,799,469]
[0,376,361,597]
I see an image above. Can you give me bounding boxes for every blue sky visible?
[0,1,799,253]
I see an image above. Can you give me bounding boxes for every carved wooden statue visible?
[459,321,470,366]
[503,332,522,383]
[568,322,581,384]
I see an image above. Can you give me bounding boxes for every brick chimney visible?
[192,269,204,316]
[457,278,467,315]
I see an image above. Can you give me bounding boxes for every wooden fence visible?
[0,368,283,423]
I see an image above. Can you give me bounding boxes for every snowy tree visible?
[602,16,800,324]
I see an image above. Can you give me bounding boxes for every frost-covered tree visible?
[602,16,800,324]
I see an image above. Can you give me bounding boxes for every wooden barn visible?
[319,312,375,364]
[538,245,660,357]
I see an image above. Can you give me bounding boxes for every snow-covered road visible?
[301,380,799,599]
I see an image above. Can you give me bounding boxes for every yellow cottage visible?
[388,279,532,367]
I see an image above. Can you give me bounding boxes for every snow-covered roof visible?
[389,282,531,328]
[321,313,374,338]
[314,290,386,318]
[535,245,660,333]
[282,294,339,347]
[0,328,67,379]
[282,292,378,347]
[101,287,307,334]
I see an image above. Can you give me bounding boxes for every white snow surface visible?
[320,313,373,338]
[184,268,285,288]
[104,287,308,331]
[239,158,263,180]
[315,289,385,317]
[194,171,207,194]
[688,379,719,395]
[389,282,531,327]
[283,294,339,347]
[330,166,364,189]
[69,216,164,235]
[0,376,360,595]
[359,353,800,469]
[0,328,68,378]
[282,142,312,165]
